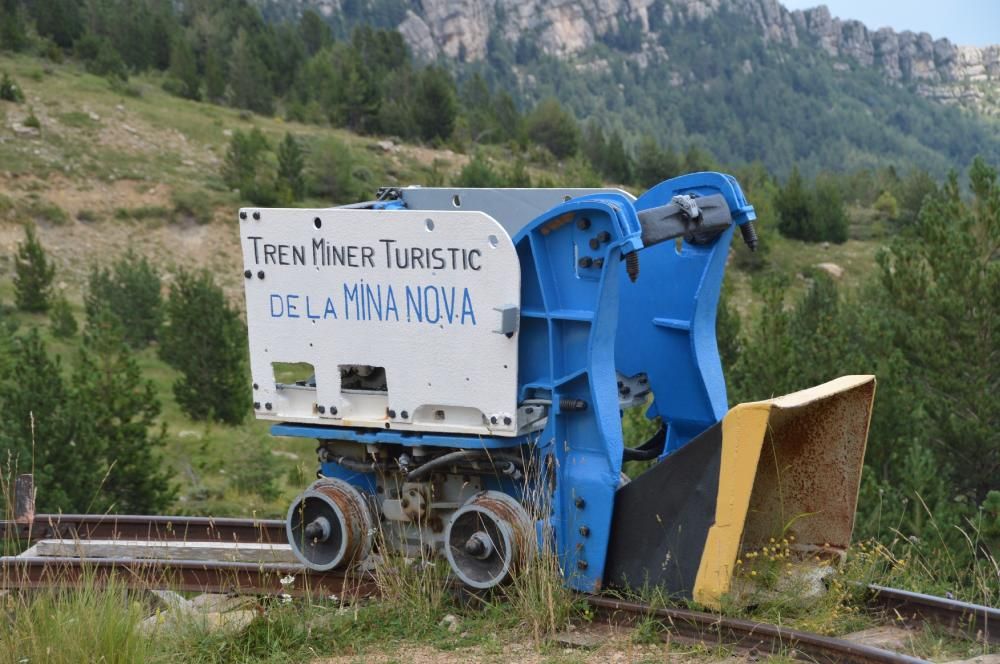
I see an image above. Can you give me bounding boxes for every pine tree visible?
[72,312,174,512]
[204,45,226,103]
[775,166,812,240]
[84,251,162,348]
[168,33,200,100]
[277,132,305,202]
[49,296,78,338]
[298,9,330,56]
[0,330,96,512]
[413,65,457,142]
[602,129,632,184]
[228,29,273,115]
[0,0,28,52]
[13,224,56,313]
[524,98,579,159]
[161,270,248,424]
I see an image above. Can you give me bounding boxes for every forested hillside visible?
[257,0,1000,178]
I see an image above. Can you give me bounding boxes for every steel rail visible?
[1,514,287,545]
[584,595,930,664]
[868,584,999,645]
[0,555,376,598]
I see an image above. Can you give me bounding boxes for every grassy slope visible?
[0,53,885,519]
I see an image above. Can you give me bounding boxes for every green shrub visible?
[455,152,502,187]
[23,106,40,129]
[171,188,214,225]
[13,223,55,312]
[23,198,68,225]
[49,296,78,338]
[0,70,24,102]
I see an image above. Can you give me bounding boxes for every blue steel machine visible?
[239,173,876,606]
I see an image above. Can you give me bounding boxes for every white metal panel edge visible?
[240,207,521,437]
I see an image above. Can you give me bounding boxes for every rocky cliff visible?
[389,0,998,114]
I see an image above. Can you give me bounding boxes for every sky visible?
[780,0,1000,46]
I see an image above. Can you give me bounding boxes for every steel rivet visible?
[252,383,258,390]
[317,405,326,414]
[243,269,252,279]
[597,231,611,243]
[503,416,512,425]
[387,409,396,418]
[264,403,272,410]
[257,270,265,279]
[252,211,260,220]
[253,401,260,409]
[401,410,409,419]
[490,416,498,424]
[330,406,338,415]
[579,526,590,537]
[577,560,588,570]
[575,496,586,509]
[239,211,247,220]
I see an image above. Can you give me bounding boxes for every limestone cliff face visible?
[391,0,997,113]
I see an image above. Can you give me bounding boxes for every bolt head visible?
[490,416,498,424]
[252,211,260,220]
[253,401,261,409]
[577,560,588,570]
[264,402,272,410]
[317,405,325,414]
[239,211,247,220]
[579,526,590,537]
[400,410,408,419]
[574,496,586,509]
[503,416,512,425]
[257,270,265,279]
[330,406,338,415]
[243,269,252,279]
[576,218,591,230]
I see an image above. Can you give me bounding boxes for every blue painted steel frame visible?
[270,173,756,593]
[618,172,756,456]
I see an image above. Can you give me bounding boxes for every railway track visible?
[2,513,996,663]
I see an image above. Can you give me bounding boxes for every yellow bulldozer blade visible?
[604,375,877,609]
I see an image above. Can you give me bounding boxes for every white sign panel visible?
[240,207,521,437]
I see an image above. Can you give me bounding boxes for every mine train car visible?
[238,173,875,606]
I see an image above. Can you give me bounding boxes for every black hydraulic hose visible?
[622,426,666,462]
[406,450,526,482]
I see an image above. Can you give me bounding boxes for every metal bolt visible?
[626,252,639,283]
[597,231,611,243]
[317,405,325,414]
[253,401,260,409]
[257,270,265,280]
[620,385,631,396]
[576,218,591,230]
[578,256,593,268]
[577,560,589,570]
[265,403,272,410]
[593,258,604,268]
[387,409,396,418]
[243,270,252,279]
[401,410,409,419]
[579,526,590,537]
[490,416,498,424]
[330,406,338,415]
[589,238,600,250]
[574,496,586,509]
[239,211,247,220]
[503,416,512,425]
[525,407,534,414]
[252,383,258,390]
[252,211,260,220]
